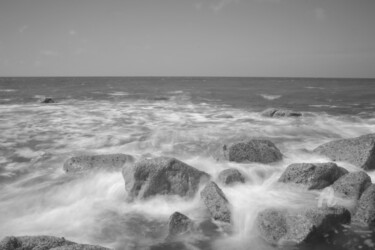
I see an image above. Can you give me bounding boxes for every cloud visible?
[193,0,240,13]
[69,29,77,36]
[41,50,60,57]
[314,8,326,21]
[19,25,28,33]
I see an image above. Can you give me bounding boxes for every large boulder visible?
[261,108,302,118]
[331,171,372,200]
[313,134,375,170]
[167,212,194,239]
[354,184,375,226]
[63,154,134,173]
[0,236,110,250]
[41,97,55,104]
[200,181,231,223]
[278,162,348,190]
[256,206,351,245]
[122,156,210,200]
[224,140,282,164]
[218,168,245,185]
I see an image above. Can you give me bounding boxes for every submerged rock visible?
[200,181,231,223]
[63,154,134,173]
[218,168,245,185]
[313,134,375,170]
[0,235,110,250]
[224,139,282,164]
[278,162,348,190]
[331,171,372,200]
[354,184,375,226]
[261,108,302,118]
[122,156,210,200]
[40,97,55,103]
[256,206,351,245]
[167,212,194,238]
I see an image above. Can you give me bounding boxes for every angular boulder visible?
[331,171,372,200]
[167,212,194,238]
[63,154,134,173]
[278,162,348,190]
[313,134,375,170]
[0,236,110,250]
[122,156,210,200]
[354,184,375,226]
[256,206,351,245]
[224,140,282,164]
[200,181,231,223]
[218,168,245,185]
[261,108,302,118]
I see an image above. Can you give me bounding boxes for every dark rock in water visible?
[167,212,193,238]
[278,162,348,190]
[153,96,169,101]
[331,171,372,200]
[0,235,110,250]
[63,154,134,173]
[354,184,375,226]
[214,114,234,119]
[224,139,282,164]
[256,206,351,245]
[200,181,231,223]
[261,108,302,118]
[313,134,375,170]
[218,168,245,185]
[122,156,210,200]
[41,97,55,103]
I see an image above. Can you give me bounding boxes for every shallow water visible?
[0,77,375,249]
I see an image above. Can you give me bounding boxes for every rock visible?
[63,154,134,173]
[354,184,375,226]
[218,168,245,185]
[278,162,348,190]
[41,97,55,103]
[214,114,233,119]
[167,212,194,238]
[331,171,372,200]
[313,134,375,170]
[0,236,110,250]
[200,181,231,223]
[224,139,282,164]
[261,108,302,118]
[256,206,351,245]
[122,156,210,200]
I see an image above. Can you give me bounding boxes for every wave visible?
[258,94,281,100]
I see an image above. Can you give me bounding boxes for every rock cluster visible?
[0,236,109,250]
[261,108,302,118]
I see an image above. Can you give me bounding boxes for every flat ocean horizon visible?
[1,77,375,250]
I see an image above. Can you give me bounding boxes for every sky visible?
[0,0,374,77]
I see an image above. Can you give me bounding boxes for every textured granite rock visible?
[354,184,375,226]
[313,134,375,170]
[331,171,372,200]
[218,168,245,185]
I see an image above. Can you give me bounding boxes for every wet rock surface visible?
[218,168,245,185]
[313,134,375,170]
[40,97,55,104]
[331,171,372,200]
[261,108,302,118]
[167,212,194,239]
[122,156,210,199]
[200,181,231,223]
[278,162,348,190]
[256,206,351,245]
[63,154,134,173]
[354,184,375,227]
[0,236,110,250]
[224,139,283,164]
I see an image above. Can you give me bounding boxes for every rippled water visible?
[0,77,375,250]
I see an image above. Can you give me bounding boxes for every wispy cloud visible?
[41,50,60,57]
[314,8,326,21]
[193,0,240,13]
[69,29,77,36]
[19,25,28,33]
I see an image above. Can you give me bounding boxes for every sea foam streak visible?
[0,97,375,249]
[259,94,281,100]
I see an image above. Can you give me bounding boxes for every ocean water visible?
[0,77,375,250]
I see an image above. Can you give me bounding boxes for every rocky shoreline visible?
[2,131,375,249]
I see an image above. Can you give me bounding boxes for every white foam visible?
[258,94,281,100]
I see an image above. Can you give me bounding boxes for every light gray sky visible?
[0,0,374,77]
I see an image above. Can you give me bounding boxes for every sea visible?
[0,77,375,250]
